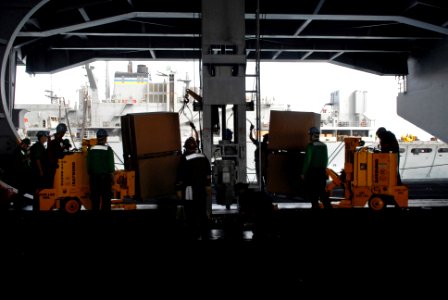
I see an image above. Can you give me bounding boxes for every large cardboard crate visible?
[268,110,320,151]
[266,151,305,197]
[266,110,320,196]
[121,112,182,200]
[136,153,181,200]
[121,112,181,159]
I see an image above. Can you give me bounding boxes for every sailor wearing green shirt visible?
[300,127,332,209]
[87,129,115,211]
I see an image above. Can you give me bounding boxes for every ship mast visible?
[105,61,110,100]
[178,72,191,89]
[157,70,175,112]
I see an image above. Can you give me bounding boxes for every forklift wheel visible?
[368,196,386,211]
[61,197,82,214]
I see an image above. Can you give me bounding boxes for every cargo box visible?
[121,112,182,200]
[268,110,320,151]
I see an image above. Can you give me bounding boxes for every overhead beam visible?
[64,32,442,40]
[17,13,448,38]
[49,47,409,53]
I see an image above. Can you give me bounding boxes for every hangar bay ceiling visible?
[5,0,448,75]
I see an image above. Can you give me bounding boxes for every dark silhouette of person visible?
[300,127,332,209]
[87,129,115,211]
[176,137,211,239]
[47,123,70,186]
[9,137,32,209]
[376,127,402,185]
[29,131,50,210]
[224,128,233,142]
[249,124,269,188]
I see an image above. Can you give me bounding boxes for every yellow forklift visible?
[37,138,136,213]
[326,137,408,211]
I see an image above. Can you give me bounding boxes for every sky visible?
[14,60,432,140]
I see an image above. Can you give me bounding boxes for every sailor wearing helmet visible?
[300,127,332,210]
[87,129,115,211]
[46,123,70,187]
[176,136,211,239]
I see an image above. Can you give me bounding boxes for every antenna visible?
[177,72,191,89]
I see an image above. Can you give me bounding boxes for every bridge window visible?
[399,148,405,153]
[438,148,448,153]
[411,148,432,154]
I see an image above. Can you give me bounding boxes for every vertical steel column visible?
[201,0,247,182]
